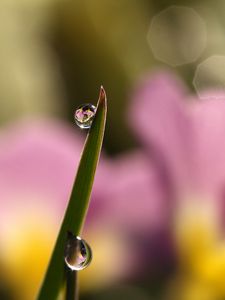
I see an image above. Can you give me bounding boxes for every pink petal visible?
[129,71,196,194]
[91,151,168,232]
[190,97,225,198]
[0,119,83,219]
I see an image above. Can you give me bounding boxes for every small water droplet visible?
[64,232,92,271]
[74,104,96,129]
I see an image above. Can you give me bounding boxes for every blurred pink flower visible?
[0,117,162,298]
[2,70,225,299]
[129,70,225,299]
[129,70,225,211]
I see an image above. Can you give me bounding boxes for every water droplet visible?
[74,104,96,129]
[64,232,92,271]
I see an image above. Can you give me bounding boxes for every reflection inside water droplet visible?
[74,104,96,129]
[64,232,92,271]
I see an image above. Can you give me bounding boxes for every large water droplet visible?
[64,233,92,271]
[74,104,96,129]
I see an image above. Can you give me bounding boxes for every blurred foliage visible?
[51,0,155,154]
[2,0,225,153]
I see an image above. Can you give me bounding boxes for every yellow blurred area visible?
[169,198,225,300]
[0,206,56,300]
[79,228,128,292]
[0,202,127,299]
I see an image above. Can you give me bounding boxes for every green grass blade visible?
[65,270,77,300]
[37,87,107,300]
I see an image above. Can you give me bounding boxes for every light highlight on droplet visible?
[64,233,92,271]
[74,104,96,129]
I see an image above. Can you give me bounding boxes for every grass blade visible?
[65,270,78,300]
[37,87,107,300]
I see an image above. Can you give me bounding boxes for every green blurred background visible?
[3,0,225,154]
